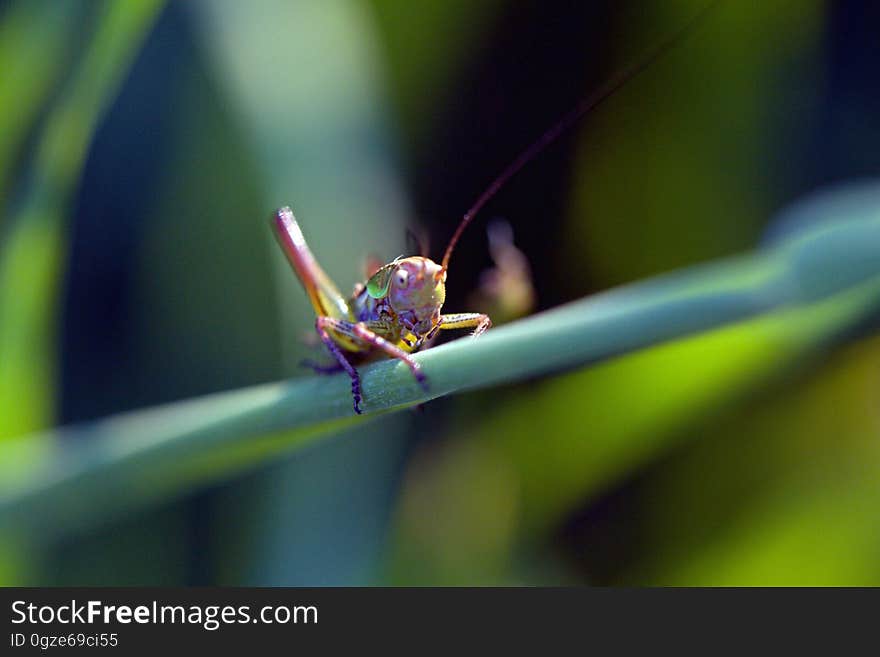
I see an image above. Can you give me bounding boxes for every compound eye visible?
[395,268,409,288]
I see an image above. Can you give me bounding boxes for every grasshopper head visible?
[367,256,446,319]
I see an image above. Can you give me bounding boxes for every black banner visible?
[0,587,873,652]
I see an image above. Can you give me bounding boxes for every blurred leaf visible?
[568,0,824,286]
[0,0,82,215]
[368,0,504,147]
[2,182,880,541]
[0,534,32,586]
[127,26,278,403]
[389,438,519,585]
[0,0,164,439]
[629,334,880,585]
[480,284,874,536]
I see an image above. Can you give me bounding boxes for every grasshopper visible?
[271,3,716,414]
[272,206,490,414]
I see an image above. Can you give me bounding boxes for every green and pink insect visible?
[271,203,492,415]
[271,6,712,414]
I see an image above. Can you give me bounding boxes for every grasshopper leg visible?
[435,312,492,337]
[351,322,429,391]
[315,317,364,414]
[316,317,430,414]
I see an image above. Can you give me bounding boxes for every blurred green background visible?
[2,0,880,585]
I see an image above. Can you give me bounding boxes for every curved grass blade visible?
[2,182,880,540]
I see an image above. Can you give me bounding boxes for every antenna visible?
[440,1,720,272]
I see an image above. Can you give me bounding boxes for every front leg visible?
[352,322,429,391]
[435,312,492,337]
[315,316,364,414]
[316,317,430,414]
[417,312,491,349]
